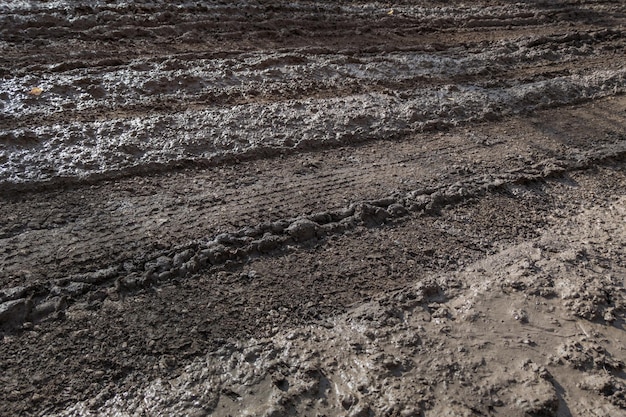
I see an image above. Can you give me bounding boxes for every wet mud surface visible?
[1,1,626,416]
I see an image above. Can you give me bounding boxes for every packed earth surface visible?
[1,1,626,416]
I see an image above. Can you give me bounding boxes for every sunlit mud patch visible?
[2,70,625,186]
[1,31,617,121]
[57,197,626,417]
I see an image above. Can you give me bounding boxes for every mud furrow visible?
[1,22,612,76]
[3,56,621,134]
[3,28,624,123]
[1,0,621,42]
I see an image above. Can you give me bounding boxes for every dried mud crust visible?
[1,1,626,416]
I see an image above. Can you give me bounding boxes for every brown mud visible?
[1,1,626,416]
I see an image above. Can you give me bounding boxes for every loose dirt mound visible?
[1,1,625,416]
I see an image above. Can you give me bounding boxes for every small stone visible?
[603,308,616,323]
[512,309,529,323]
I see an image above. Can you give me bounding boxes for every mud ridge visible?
[54,193,626,417]
[3,28,624,123]
[2,145,624,331]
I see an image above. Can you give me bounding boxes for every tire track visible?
[1,136,625,331]
[2,1,626,415]
[1,95,625,289]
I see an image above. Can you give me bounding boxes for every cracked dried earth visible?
[1,1,626,416]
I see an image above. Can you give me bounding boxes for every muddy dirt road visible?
[1,1,626,416]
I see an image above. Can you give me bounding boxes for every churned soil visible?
[1,1,625,416]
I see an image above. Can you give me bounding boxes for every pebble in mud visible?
[511,308,529,323]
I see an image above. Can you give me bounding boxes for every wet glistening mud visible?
[1,1,625,416]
